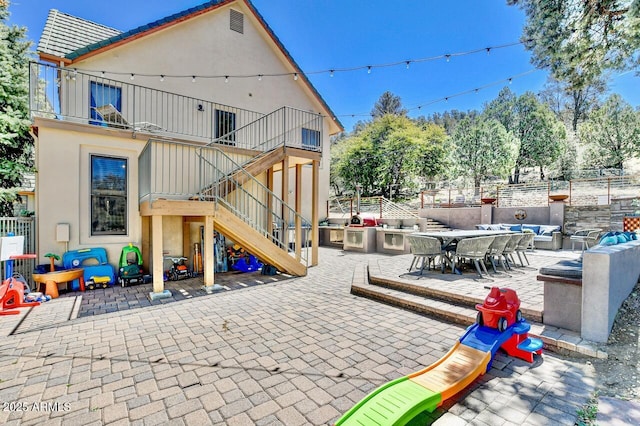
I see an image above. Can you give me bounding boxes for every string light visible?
[69,40,523,82]
[224,76,229,83]
[293,73,298,81]
[336,69,537,118]
[160,75,165,82]
[192,76,196,83]
[100,71,105,77]
[486,47,491,55]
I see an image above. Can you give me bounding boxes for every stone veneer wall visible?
[564,196,640,234]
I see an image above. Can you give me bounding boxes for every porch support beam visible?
[267,167,274,237]
[204,215,215,287]
[281,157,290,249]
[311,160,319,266]
[149,215,170,300]
[295,164,303,261]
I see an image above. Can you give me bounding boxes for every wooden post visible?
[151,215,164,294]
[204,215,214,287]
[295,164,302,261]
[311,160,320,266]
[281,157,290,249]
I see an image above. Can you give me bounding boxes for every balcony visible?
[29,62,324,153]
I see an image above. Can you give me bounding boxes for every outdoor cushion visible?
[510,224,522,232]
[534,235,553,242]
[539,225,561,236]
[476,224,489,230]
[523,225,541,235]
[539,259,583,279]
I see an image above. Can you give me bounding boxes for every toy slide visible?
[336,321,541,426]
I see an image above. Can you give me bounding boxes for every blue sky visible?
[9,0,639,132]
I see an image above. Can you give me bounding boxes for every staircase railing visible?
[139,138,310,266]
[328,196,419,219]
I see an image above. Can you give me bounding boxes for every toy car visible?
[475,286,523,332]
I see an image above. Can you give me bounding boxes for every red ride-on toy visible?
[475,286,523,332]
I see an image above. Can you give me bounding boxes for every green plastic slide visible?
[335,377,441,426]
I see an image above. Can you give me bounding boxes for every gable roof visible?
[36,0,343,132]
[37,9,121,59]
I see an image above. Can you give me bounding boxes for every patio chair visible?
[502,233,524,269]
[93,104,129,129]
[407,235,442,275]
[485,234,512,273]
[570,229,601,251]
[448,236,495,277]
[515,233,536,266]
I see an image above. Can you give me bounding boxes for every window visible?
[90,81,123,127]
[91,155,127,235]
[215,109,236,145]
[301,128,320,149]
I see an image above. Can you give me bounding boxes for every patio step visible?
[351,264,607,359]
[423,218,450,232]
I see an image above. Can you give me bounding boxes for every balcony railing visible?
[29,62,264,144]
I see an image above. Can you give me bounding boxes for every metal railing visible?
[207,106,323,153]
[413,175,640,209]
[328,196,419,219]
[0,217,36,284]
[29,62,264,143]
[139,139,309,266]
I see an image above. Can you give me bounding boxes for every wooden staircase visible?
[214,202,307,277]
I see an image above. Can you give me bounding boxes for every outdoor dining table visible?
[411,230,514,274]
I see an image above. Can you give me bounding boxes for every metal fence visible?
[416,175,640,208]
[0,217,36,284]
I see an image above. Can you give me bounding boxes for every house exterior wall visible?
[34,2,336,267]
[64,1,333,213]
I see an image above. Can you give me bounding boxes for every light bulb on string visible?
[224,76,229,83]
[406,61,410,69]
[192,76,196,83]
[330,70,334,77]
[508,78,513,84]
[293,73,298,81]
[367,66,371,74]
[160,75,165,82]
[130,74,135,80]
[100,71,105,77]
[486,47,491,55]
[258,74,263,81]
[445,54,451,62]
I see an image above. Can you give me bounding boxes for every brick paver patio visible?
[0,248,595,425]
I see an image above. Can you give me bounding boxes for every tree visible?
[538,76,607,131]
[485,89,566,183]
[334,115,448,199]
[370,91,407,118]
[579,94,640,170]
[451,116,517,191]
[0,1,33,215]
[509,0,640,91]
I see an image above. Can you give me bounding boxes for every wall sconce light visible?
[197,104,204,112]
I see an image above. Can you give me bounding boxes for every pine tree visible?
[0,0,33,215]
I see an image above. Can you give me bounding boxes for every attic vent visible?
[230,10,244,34]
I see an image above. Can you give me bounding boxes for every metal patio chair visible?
[515,232,536,266]
[448,236,495,277]
[485,234,512,273]
[407,235,442,275]
[570,229,601,251]
[502,233,524,269]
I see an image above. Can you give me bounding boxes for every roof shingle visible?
[37,9,121,58]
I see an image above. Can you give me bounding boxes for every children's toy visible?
[118,244,144,287]
[231,254,262,273]
[475,286,522,332]
[0,235,40,310]
[62,248,116,290]
[336,287,543,426]
[166,257,192,281]
[33,268,85,298]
